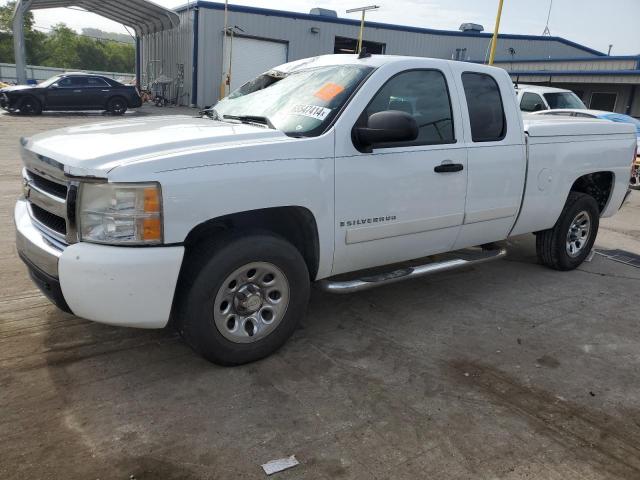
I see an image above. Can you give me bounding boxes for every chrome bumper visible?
[15,199,65,278]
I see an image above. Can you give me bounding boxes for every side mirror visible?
[353,110,419,152]
[49,83,59,89]
[532,103,544,112]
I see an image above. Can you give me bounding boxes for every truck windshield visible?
[210,64,373,137]
[543,92,586,109]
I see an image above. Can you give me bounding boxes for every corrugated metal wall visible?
[139,8,194,106]
[195,7,600,106]
[0,63,134,84]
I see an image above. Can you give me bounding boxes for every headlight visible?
[79,182,163,245]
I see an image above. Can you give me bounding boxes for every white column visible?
[12,0,32,85]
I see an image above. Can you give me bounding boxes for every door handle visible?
[73,89,82,93]
[434,161,464,173]
[101,89,110,92]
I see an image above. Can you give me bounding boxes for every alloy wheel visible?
[213,262,290,343]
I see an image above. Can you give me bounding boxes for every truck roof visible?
[271,54,502,75]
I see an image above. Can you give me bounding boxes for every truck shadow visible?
[22,233,640,479]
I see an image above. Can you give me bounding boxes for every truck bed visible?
[522,114,636,137]
[510,114,636,236]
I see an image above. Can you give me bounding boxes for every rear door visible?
[449,64,527,249]
[85,76,112,107]
[332,61,468,275]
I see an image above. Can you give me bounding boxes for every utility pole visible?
[488,0,505,65]
[219,0,229,100]
[608,44,613,56]
[346,5,379,54]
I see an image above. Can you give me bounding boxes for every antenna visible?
[542,0,553,36]
[358,46,371,59]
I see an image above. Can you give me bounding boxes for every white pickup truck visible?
[15,54,636,365]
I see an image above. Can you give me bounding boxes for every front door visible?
[85,76,112,108]
[45,76,88,109]
[333,65,468,275]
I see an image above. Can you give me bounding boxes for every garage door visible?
[223,36,287,92]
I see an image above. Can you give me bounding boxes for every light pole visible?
[219,0,229,100]
[488,0,505,65]
[346,5,379,54]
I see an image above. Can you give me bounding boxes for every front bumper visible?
[1,93,14,110]
[15,199,185,328]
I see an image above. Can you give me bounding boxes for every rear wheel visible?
[536,192,599,271]
[19,96,42,115]
[107,96,127,115]
[631,163,640,190]
[175,231,310,365]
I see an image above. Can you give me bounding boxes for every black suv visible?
[0,73,142,115]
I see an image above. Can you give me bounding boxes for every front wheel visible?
[19,96,42,115]
[536,192,600,271]
[175,232,310,365]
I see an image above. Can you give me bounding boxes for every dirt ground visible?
[1,106,640,479]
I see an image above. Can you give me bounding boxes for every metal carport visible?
[12,0,180,84]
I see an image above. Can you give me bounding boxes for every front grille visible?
[31,204,67,235]
[29,171,68,198]
[22,151,74,243]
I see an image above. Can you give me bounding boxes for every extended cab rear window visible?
[461,72,506,142]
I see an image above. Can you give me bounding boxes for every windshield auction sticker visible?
[314,82,345,102]
[289,104,331,121]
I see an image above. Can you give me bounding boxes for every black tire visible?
[18,96,42,115]
[175,231,310,365]
[107,96,128,115]
[536,192,600,271]
[631,165,640,190]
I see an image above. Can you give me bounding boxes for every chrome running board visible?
[318,247,507,294]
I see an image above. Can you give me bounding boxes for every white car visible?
[516,84,586,113]
[15,54,636,365]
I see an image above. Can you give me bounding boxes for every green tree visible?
[0,0,47,64]
[0,2,134,73]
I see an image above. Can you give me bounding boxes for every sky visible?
[4,0,640,55]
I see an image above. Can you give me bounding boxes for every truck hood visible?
[24,115,289,177]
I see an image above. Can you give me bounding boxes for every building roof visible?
[498,55,640,64]
[176,1,605,57]
[19,0,180,35]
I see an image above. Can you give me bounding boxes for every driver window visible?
[520,92,545,112]
[365,70,455,146]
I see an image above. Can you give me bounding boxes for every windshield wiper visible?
[223,114,275,130]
